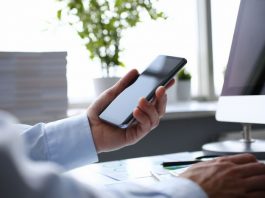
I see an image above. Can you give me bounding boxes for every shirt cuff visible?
[44,113,98,170]
[157,177,208,198]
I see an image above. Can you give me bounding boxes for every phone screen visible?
[99,55,187,128]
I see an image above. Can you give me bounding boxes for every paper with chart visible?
[97,152,194,181]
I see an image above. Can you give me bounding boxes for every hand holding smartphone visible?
[99,55,187,128]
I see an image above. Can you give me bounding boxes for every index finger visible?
[110,69,139,95]
[151,79,175,115]
[91,69,139,113]
[216,153,257,165]
[164,78,175,90]
[236,162,265,178]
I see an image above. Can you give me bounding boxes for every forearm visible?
[20,113,98,170]
[3,158,207,198]
[105,178,208,198]
[48,176,208,198]
[1,130,207,198]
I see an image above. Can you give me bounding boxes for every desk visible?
[65,152,202,187]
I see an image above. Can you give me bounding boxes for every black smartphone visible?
[99,55,187,128]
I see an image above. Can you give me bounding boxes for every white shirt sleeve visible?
[0,120,208,198]
[0,130,208,198]
[105,178,208,198]
[20,113,98,170]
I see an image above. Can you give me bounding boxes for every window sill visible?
[68,100,217,120]
[163,100,217,120]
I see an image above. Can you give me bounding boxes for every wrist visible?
[86,116,101,153]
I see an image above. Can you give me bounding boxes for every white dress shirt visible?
[0,113,208,198]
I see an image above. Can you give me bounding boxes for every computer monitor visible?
[203,0,265,158]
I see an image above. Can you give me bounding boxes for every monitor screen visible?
[221,0,265,96]
[216,0,265,124]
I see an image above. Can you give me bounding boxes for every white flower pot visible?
[176,80,191,101]
[93,77,120,97]
[167,82,177,103]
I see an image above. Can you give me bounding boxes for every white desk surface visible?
[65,152,203,187]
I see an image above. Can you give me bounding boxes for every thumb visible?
[91,69,139,114]
[109,69,139,97]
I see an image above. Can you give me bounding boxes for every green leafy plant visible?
[57,0,165,77]
[177,68,192,80]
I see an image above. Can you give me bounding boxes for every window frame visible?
[196,0,216,100]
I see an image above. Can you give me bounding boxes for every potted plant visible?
[176,68,192,101]
[56,0,165,96]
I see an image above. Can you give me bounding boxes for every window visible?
[0,0,200,105]
[211,0,240,95]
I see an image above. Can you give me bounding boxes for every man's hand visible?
[180,154,265,198]
[87,69,174,153]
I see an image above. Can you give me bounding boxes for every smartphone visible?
[99,55,187,128]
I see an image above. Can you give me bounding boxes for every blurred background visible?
[3,0,262,162]
[0,0,240,105]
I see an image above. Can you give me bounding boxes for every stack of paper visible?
[0,52,68,124]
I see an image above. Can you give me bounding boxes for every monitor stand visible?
[202,124,265,159]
